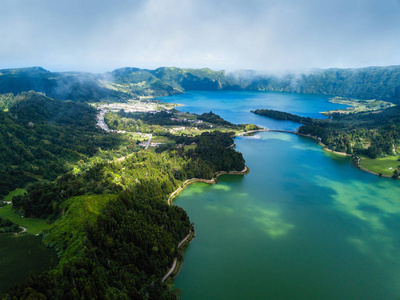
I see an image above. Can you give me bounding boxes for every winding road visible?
[144,134,152,150]
[162,231,192,283]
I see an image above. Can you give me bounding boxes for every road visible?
[145,134,152,150]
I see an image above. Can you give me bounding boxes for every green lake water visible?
[165,91,400,299]
[0,234,58,294]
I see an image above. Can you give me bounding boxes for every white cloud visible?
[1,0,400,72]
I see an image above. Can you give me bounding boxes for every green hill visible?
[2,65,400,103]
[0,67,127,102]
[0,91,121,197]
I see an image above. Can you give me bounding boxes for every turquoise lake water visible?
[160,91,400,300]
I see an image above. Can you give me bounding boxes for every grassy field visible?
[322,97,395,116]
[184,144,197,151]
[359,156,400,176]
[2,188,25,202]
[44,194,117,265]
[0,204,51,234]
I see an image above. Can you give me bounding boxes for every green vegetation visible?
[7,190,191,299]
[251,109,312,124]
[2,100,245,297]
[0,67,126,102]
[0,205,50,234]
[0,216,21,233]
[197,111,236,127]
[298,105,400,159]
[0,234,58,296]
[43,194,118,266]
[0,91,124,197]
[3,62,400,297]
[358,156,400,177]
[254,104,400,177]
[2,188,25,202]
[3,65,400,104]
[321,97,395,116]
[0,93,15,111]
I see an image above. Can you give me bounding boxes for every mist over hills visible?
[1,65,400,103]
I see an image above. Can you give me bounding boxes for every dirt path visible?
[178,231,192,249]
[162,231,192,283]
[162,258,177,283]
[14,226,27,235]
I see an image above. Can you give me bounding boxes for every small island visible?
[251,109,312,124]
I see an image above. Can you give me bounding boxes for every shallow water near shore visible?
[166,91,400,299]
[174,132,400,299]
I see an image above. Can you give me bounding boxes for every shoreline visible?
[162,230,194,283]
[163,165,249,284]
[352,156,392,178]
[168,166,249,206]
[249,129,392,178]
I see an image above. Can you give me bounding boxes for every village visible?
[95,101,207,149]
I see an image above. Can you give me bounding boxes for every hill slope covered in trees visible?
[2,65,400,103]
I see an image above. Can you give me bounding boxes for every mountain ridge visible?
[1,65,400,103]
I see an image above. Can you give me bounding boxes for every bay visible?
[162,91,400,299]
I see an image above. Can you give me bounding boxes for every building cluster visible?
[169,126,186,133]
[138,142,165,148]
[96,109,111,132]
[170,117,203,124]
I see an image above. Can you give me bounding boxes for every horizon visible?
[2,63,400,75]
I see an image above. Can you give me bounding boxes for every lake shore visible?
[168,166,249,206]
[164,165,249,284]
[247,129,394,178]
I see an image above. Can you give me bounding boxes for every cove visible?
[161,91,400,299]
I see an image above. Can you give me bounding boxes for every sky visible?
[1,0,400,73]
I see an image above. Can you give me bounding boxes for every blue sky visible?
[1,0,400,72]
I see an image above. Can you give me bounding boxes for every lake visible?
[160,90,348,130]
[160,91,400,299]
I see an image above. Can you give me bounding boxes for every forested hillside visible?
[5,130,244,298]
[105,65,400,102]
[0,88,246,298]
[0,91,121,197]
[298,105,400,158]
[2,65,400,103]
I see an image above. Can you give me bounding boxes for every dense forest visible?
[298,106,400,158]
[2,65,400,103]
[12,131,244,220]
[0,216,21,233]
[7,191,191,299]
[5,130,244,298]
[0,91,122,197]
[0,67,126,102]
[0,89,245,298]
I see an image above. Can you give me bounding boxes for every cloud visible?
[1,0,400,72]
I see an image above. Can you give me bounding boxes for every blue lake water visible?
[159,91,400,300]
[159,90,347,130]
